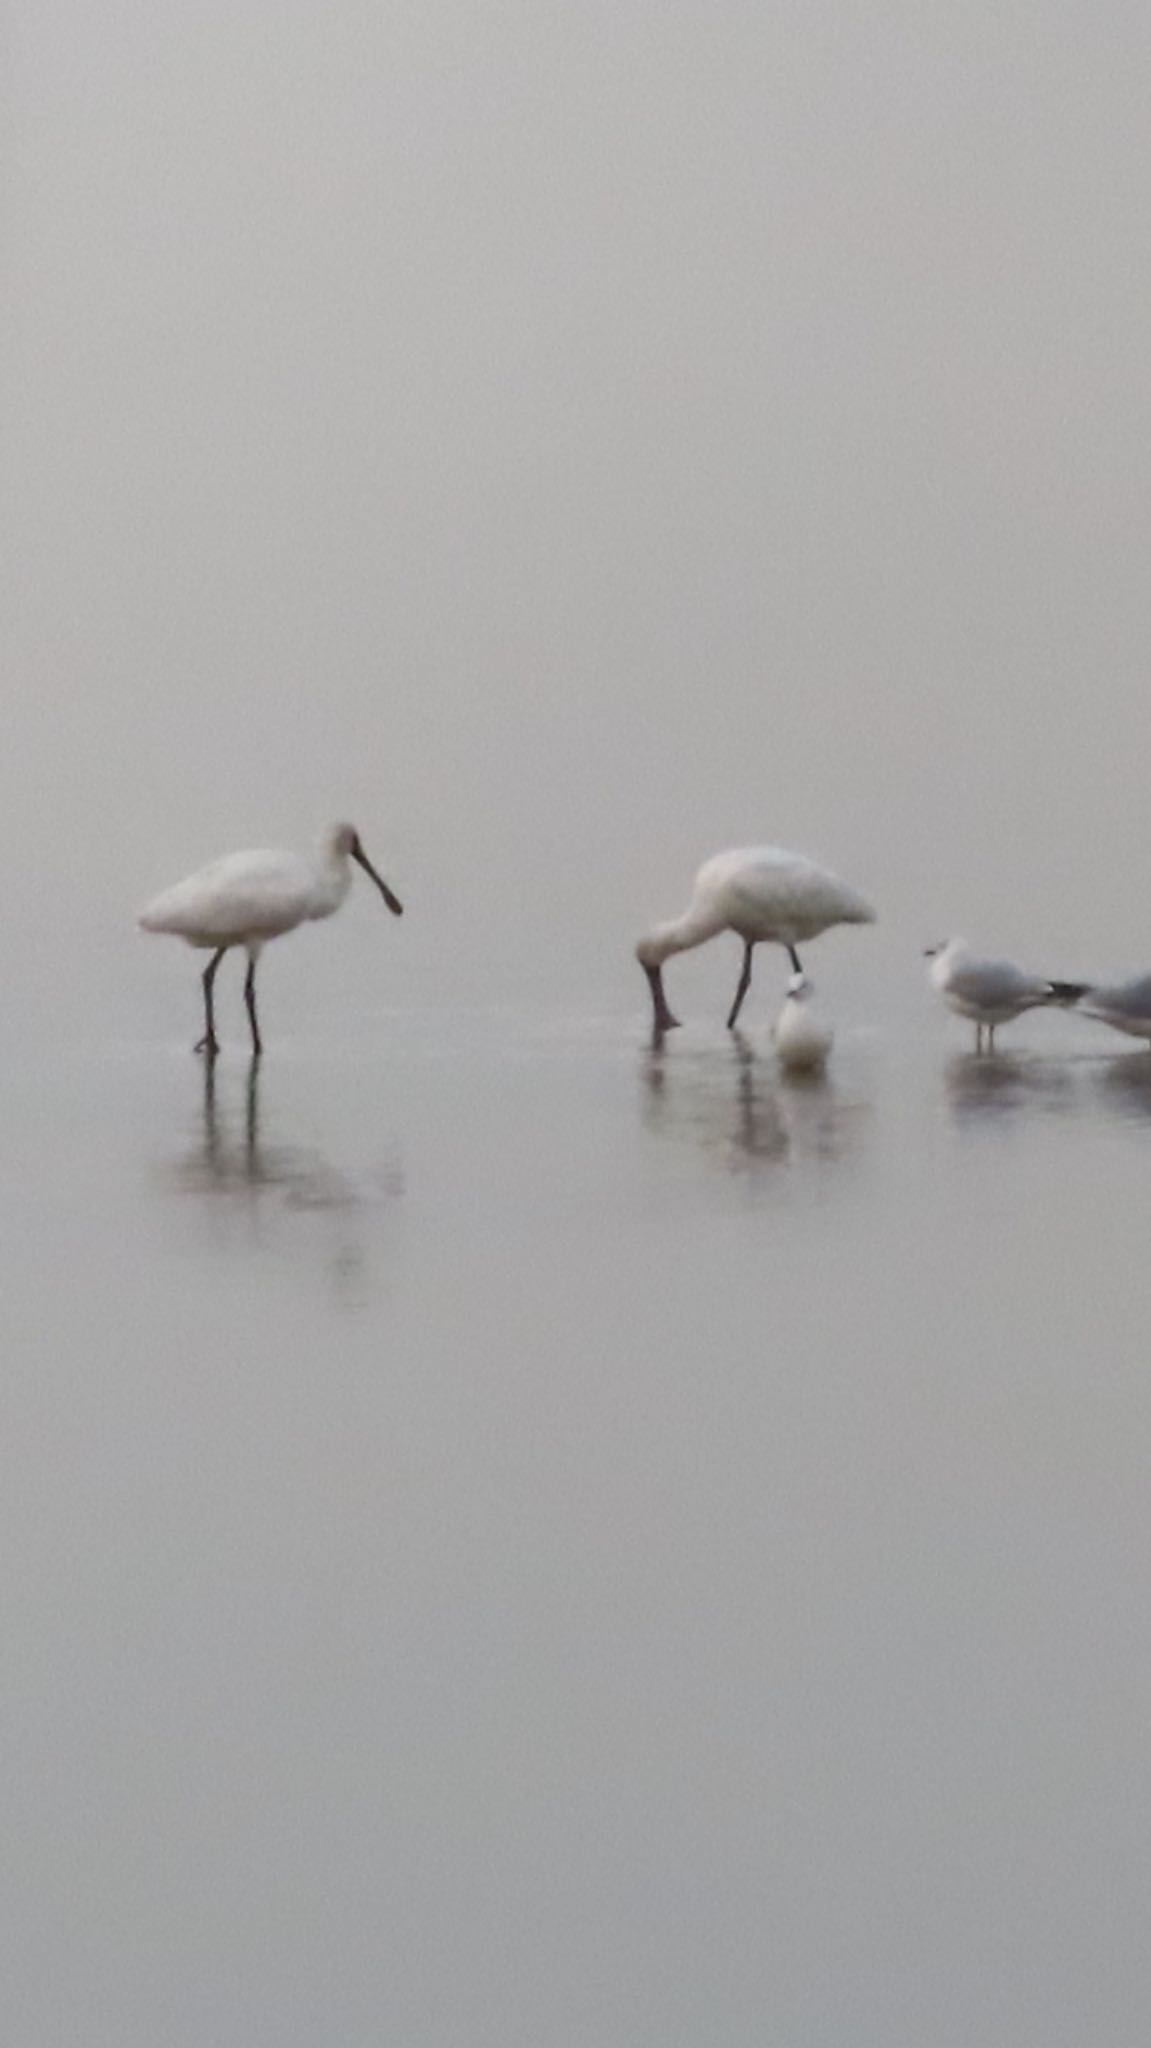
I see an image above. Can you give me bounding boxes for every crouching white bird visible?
[773,973,833,1072]
[924,937,1085,1053]
[635,845,875,1034]
[1077,974,1151,1045]
[139,822,403,1056]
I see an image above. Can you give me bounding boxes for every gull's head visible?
[923,937,962,960]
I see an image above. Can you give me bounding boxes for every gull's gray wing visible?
[945,957,1048,1006]
[1082,974,1151,1021]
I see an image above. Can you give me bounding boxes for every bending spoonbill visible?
[139,822,403,1055]
[635,846,874,1033]
[924,938,1085,1053]
[773,973,834,1073]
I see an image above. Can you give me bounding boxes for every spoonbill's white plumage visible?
[924,938,1085,1053]
[139,822,403,1055]
[635,845,875,1034]
[773,973,834,1072]
[1077,974,1151,1044]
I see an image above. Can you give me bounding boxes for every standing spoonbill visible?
[139,822,403,1055]
[924,938,1085,1053]
[635,846,875,1033]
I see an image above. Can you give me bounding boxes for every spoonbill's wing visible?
[139,849,313,942]
[727,855,872,931]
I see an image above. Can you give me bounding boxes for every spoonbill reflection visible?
[635,846,874,1033]
[140,822,403,1055]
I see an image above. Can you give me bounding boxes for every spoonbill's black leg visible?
[727,940,756,1029]
[195,947,227,1056]
[201,1055,219,1161]
[244,953,263,1058]
[245,1053,261,1163]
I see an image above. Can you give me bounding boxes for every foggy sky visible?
[8,1,1151,1018]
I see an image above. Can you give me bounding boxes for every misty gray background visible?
[9,0,1151,1022]
[6,3,1151,2044]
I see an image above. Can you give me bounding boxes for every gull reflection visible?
[641,1031,866,1176]
[166,1057,403,1297]
[943,1051,1077,1127]
[1092,1050,1151,1125]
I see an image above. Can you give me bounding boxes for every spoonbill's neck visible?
[639,907,725,967]
[308,837,354,920]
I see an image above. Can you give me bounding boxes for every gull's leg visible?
[787,945,803,974]
[195,948,227,1056]
[727,940,756,1030]
[244,951,263,1058]
[988,1023,997,1053]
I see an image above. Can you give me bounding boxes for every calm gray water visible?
[3,977,1151,2047]
[10,0,1151,2039]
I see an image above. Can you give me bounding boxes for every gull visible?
[773,973,834,1072]
[139,822,403,1055]
[1077,975,1151,1045]
[635,845,874,1033]
[924,937,1085,1053]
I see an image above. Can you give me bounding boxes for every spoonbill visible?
[924,938,1085,1052]
[1076,973,1151,1045]
[139,822,403,1055]
[773,973,834,1073]
[635,846,874,1033]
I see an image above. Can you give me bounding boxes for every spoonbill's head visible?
[786,973,813,1000]
[634,933,680,1032]
[327,822,404,916]
[327,821,360,858]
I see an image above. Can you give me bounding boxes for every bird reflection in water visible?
[1092,1051,1151,1125]
[944,1051,1077,1127]
[170,1057,403,1297]
[641,1031,866,1176]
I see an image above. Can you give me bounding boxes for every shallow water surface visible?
[3,1006,1150,2047]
